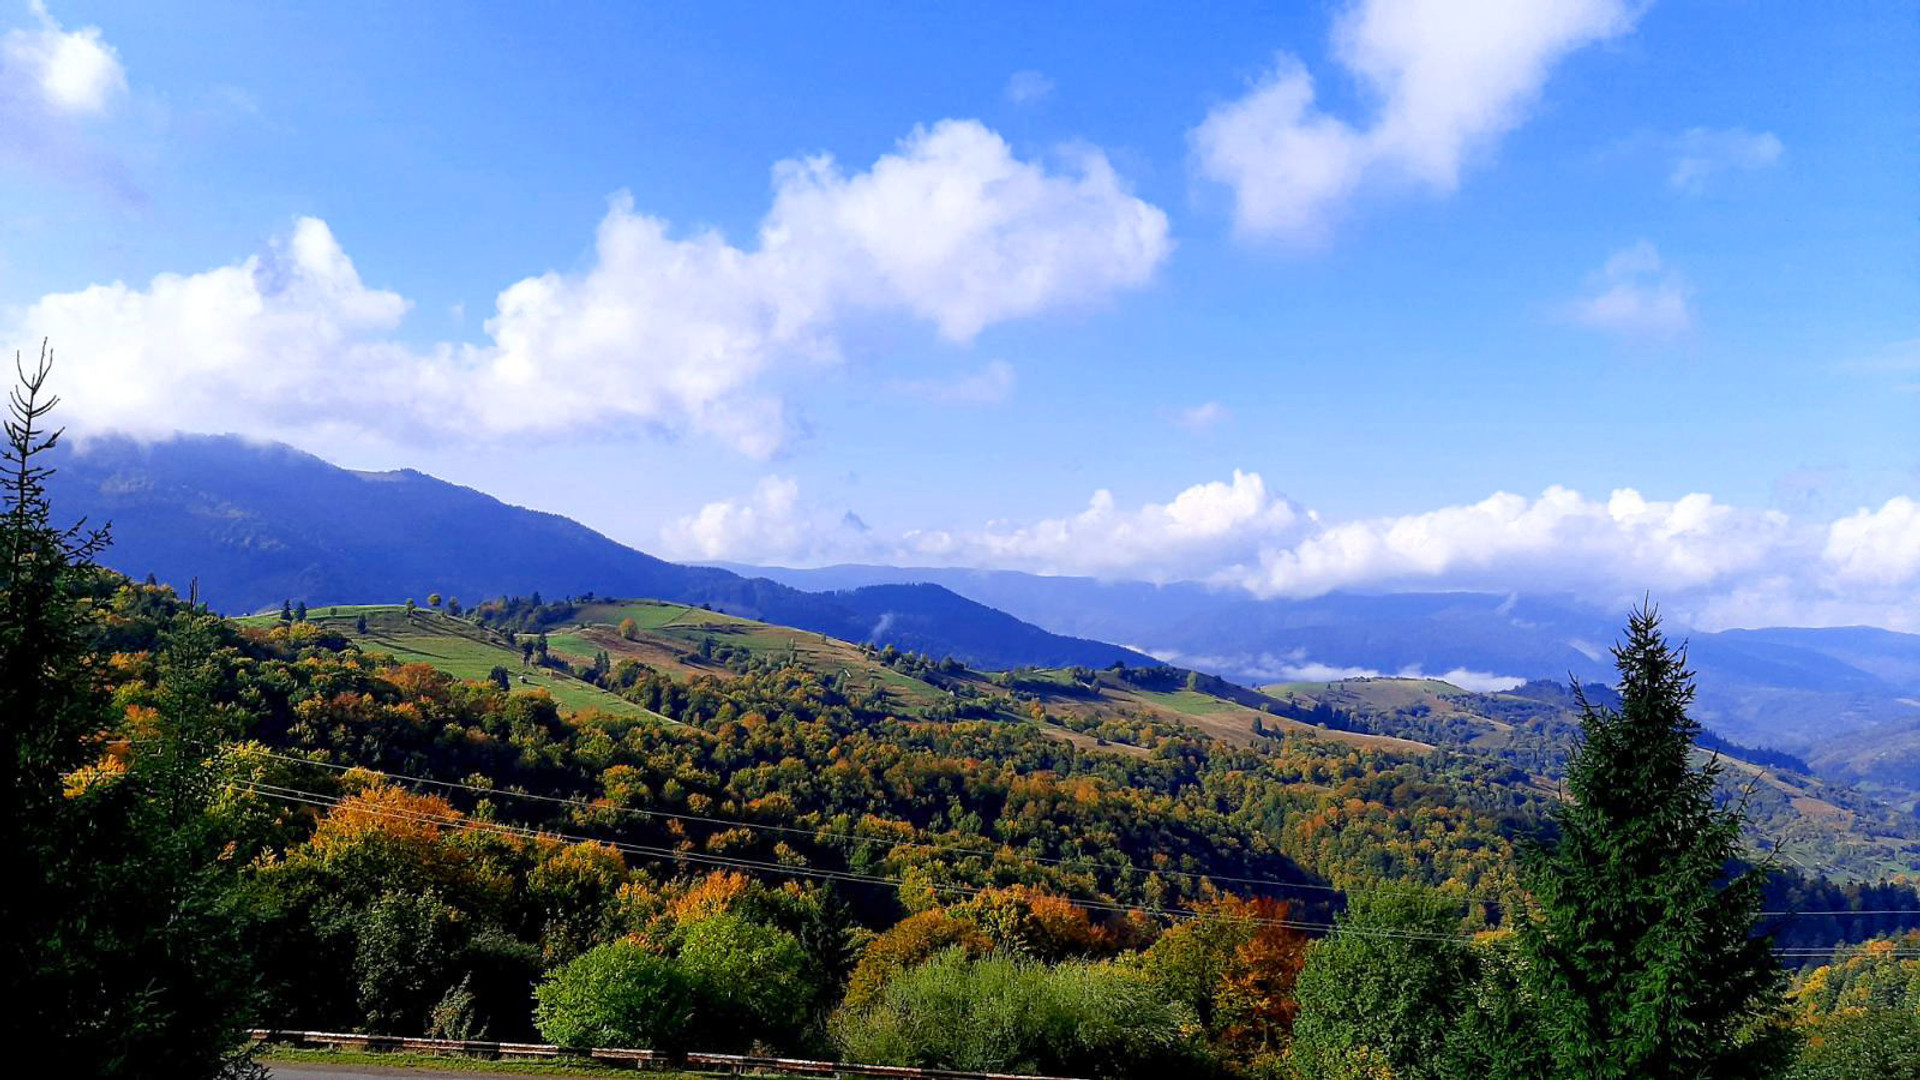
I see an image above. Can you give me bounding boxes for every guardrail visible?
[248,1030,1088,1080]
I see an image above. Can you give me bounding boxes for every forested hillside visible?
[47,572,1918,1076]
[9,385,1914,1077]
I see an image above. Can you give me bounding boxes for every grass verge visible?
[256,1044,713,1076]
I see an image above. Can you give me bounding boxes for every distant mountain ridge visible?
[49,435,1148,672]
[49,433,1920,789]
[717,561,1920,773]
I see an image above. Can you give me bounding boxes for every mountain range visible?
[48,435,1146,672]
[50,433,1920,794]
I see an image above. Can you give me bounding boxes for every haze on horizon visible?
[3,0,1915,630]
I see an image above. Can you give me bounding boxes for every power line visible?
[237,781,1474,946]
[247,749,1510,909]
[236,781,1920,958]
[246,749,1920,924]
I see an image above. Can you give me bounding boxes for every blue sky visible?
[3,1,1917,628]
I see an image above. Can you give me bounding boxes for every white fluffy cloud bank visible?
[12,119,1169,456]
[1191,0,1636,241]
[664,473,1920,632]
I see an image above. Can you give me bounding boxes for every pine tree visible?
[1519,604,1786,1078]
[0,344,261,1075]
[0,343,113,1059]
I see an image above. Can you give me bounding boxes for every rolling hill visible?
[725,563,1920,777]
[250,593,1920,882]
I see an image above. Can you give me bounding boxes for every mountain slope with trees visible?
[49,434,1148,672]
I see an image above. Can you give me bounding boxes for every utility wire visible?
[246,748,1510,909]
[237,781,1475,945]
[235,780,1920,957]
[245,749,1920,923]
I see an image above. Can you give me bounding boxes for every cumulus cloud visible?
[1191,0,1636,241]
[11,119,1168,456]
[19,218,415,438]
[1174,401,1232,431]
[663,470,1920,632]
[2,1,125,117]
[1005,70,1055,104]
[911,469,1313,581]
[1567,241,1693,339]
[0,1,140,197]
[1669,127,1783,193]
[660,475,879,566]
[669,469,1316,583]
[1236,486,1802,601]
[888,359,1016,405]
[1825,497,1920,588]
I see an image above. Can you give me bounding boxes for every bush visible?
[676,913,815,1046]
[533,942,694,1051]
[1788,1008,1920,1080]
[831,948,1197,1079]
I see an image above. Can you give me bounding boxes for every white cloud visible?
[765,119,1170,341]
[913,469,1313,581]
[2,1,125,117]
[0,1,138,197]
[1174,401,1232,431]
[1669,127,1783,193]
[663,470,1920,632]
[12,119,1168,456]
[1005,70,1054,104]
[1191,0,1636,241]
[20,218,415,439]
[1824,497,1920,588]
[888,359,1016,405]
[1568,240,1694,339]
[661,475,878,566]
[1237,486,1803,602]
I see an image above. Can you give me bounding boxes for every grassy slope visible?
[260,598,1425,762]
[237,606,655,719]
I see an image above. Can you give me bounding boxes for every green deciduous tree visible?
[1290,888,1478,1080]
[1520,605,1787,1078]
[533,942,694,1051]
[676,913,814,1047]
[832,948,1196,1079]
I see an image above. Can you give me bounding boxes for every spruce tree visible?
[1520,604,1786,1078]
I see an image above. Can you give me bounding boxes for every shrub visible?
[532,942,693,1051]
[832,948,1196,1079]
[676,913,815,1046]
[1788,1008,1920,1080]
